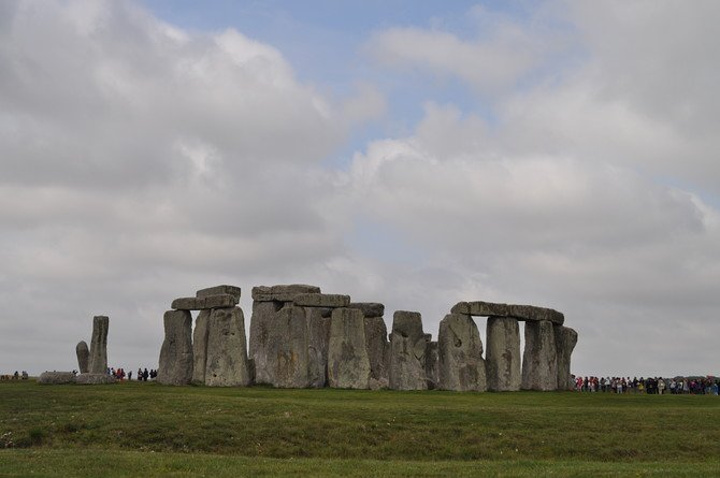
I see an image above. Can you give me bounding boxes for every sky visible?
[1,0,719,378]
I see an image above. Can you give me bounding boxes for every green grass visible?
[1,380,720,476]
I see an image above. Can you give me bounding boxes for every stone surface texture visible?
[157,310,193,385]
[191,310,211,384]
[203,307,251,387]
[485,316,522,391]
[555,325,578,391]
[451,301,564,325]
[437,314,486,392]
[38,371,76,385]
[388,311,428,390]
[305,307,331,388]
[293,293,350,308]
[363,316,389,389]
[252,284,321,302]
[76,341,89,374]
[74,373,116,385]
[327,308,371,389]
[521,320,558,391]
[196,285,241,300]
[171,294,238,311]
[88,316,109,375]
[348,302,385,318]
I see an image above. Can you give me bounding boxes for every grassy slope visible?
[1,380,720,476]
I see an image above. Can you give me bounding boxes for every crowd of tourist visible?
[573,375,720,395]
[107,367,157,381]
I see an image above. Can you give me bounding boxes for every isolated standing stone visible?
[363,316,389,389]
[521,320,558,391]
[157,310,193,386]
[327,308,371,389]
[306,307,331,388]
[204,307,251,387]
[389,311,428,391]
[438,314,486,392]
[192,309,211,384]
[555,326,578,391]
[76,341,89,374]
[486,317,521,391]
[88,316,109,375]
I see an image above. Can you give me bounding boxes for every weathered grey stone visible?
[349,302,385,318]
[507,305,564,325]
[293,293,351,308]
[521,320,558,391]
[555,326,578,391]
[191,310,211,384]
[252,284,321,302]
[74,373,116,385]
[266,305,311,388]
[327,308,371,389]
[425,339,440,390]
[204,307,251,387]
[76,341,89,374]
[438,314,487,392]
[171,294,238,310]
[249,301,283,385]
[389,311,428,391]
[486,317,521,391]
[305,307,331,388]
[38,371,76,385]
[451,301,564,325]
[364,316,389,389]
[88,316,109,375]
[196,285,241,301]
[157,310,193,386]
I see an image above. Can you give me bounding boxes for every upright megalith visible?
[158,310,193,386]
[486,317,521,391]
[352,302,389,390]
[268,305,311,388]
[327,308,371,389]
[437,313,486,392]
[76,341,89,374]
[305,307,331,388]
[521,320,558,391]
[389,311,428,390]
[88,316,109,374]
[204,307,251,387]
[555,326,578,391]
[192,310,211,384]
[425,338,440,390]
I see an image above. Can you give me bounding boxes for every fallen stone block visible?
[74,373,116,385]
[38,371,76,385]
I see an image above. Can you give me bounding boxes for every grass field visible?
[1,380,719,476]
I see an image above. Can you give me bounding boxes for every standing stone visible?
[521,320,558,391]
[363,316,389,389]
[263,305,311,388]
[192,310,211,384]
[555,326,578,391]
[249,301,284,385]
[76,341,89,374]
[438,314,486,392]
[157,310,193,386]
[327,308,371,389]
[88,316,109,375]
[486,317,521,391]
[204,307,251,387]
[388,311,428,391]
[425,338,440,390]
[306,307,331,388]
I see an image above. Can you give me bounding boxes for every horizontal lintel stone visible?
[196,285,241,301]
[252,284,321,302]
[172,294,238,310]
[451,301,564,325]
[293,293,351,308]
[348,302,385,318]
